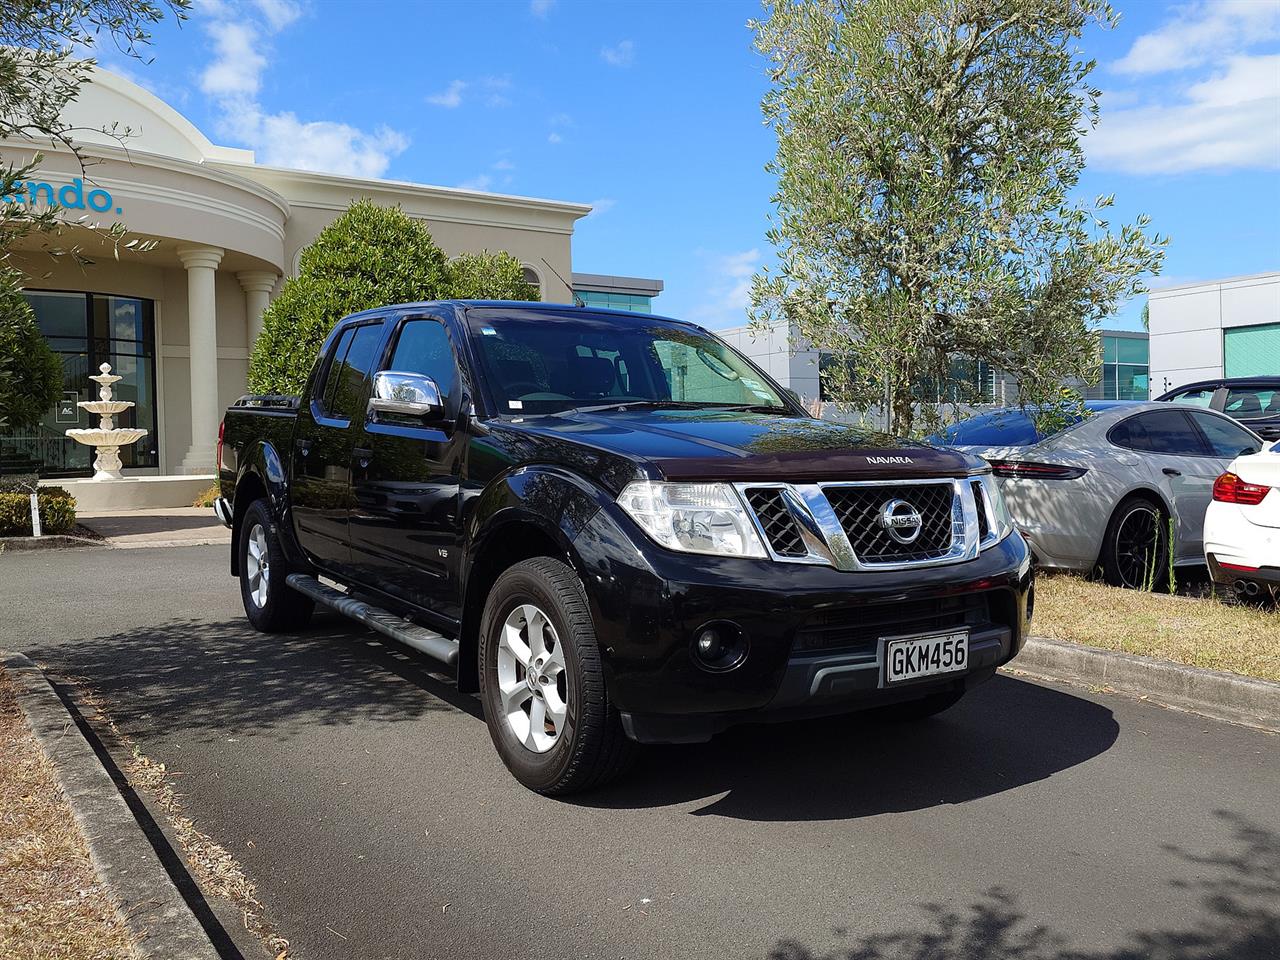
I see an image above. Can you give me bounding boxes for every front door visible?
[348,314,468,621]
[291,320,384,572]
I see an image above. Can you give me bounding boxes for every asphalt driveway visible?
[2,544,1277,960]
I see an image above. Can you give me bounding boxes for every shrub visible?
[0,490,76,536]
[248,201,538,395]
[0,269,62,432]
[192,483,219,508]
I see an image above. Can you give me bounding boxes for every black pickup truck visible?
[216,301,1033,793]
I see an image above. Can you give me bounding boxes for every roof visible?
[570,273,665,296]
[1156,376,1280,397]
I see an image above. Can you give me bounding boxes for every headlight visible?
[617,481,767,558]
[978,473,1015,545]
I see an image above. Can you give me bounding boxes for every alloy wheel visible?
[245,522,270,608]
[1114,505,1163,589]
[496,603,569,753]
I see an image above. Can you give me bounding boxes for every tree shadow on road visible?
[765,810,1278,960]
[579,675,1118,820]
[31,612,481,741]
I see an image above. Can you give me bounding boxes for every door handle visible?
[295,438,312,457]
[353,447,373,469]
[1162,467,1181,477]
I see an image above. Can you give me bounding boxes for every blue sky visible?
[108,0,1279,332]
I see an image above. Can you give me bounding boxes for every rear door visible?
[290,319,385,572]
[347,313,469,620]
[1109,409,1215,561]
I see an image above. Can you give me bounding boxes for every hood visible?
[503,409,980,483]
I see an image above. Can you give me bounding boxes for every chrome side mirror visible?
[368,371,443,420]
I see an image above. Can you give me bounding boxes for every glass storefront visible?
[1084,333,1149,401]
[0,290,158,477]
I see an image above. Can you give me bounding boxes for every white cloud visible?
[589,197,616,215]
[547,131,562,144]
[426,79,467,108]
[492,157,515,171]
[197,1,409,178]
[600,39,635,68]
[1089,53,1280,173]
[199,21,265,96]
[1113,0,1280,75]
[530,0,554,18]
[457,174,494,192]
[250,0,301,31]
[688,249,761,329]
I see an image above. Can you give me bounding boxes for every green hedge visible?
[0,491,77,536]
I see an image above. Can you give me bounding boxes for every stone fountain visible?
[65,363,148,481]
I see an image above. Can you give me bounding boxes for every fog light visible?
[691,621,747,672]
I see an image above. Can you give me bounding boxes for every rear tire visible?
[1100,495,1170,590]
[238,499,314,632]
[478,557,634,795]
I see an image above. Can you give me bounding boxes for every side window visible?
[1169,387,1216,407]
[1223,386,1279,420]
[386,319,458,401]
[317,327,357,415]
[1190,411,1261,459]
[1111,410,1207,456]
[328,323,383,420]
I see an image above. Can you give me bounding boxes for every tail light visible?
[1212,472,1271,505]
[988,460,1088,480]
[216,419,225,473]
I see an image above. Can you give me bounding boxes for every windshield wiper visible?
[563,400,708,415]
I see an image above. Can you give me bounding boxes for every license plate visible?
[884,630,969,685]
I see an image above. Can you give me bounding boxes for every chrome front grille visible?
[824,482,955,562]
[737,478,981,572]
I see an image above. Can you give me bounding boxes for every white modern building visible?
[1147,272,1280,397]
[2,68,657,505]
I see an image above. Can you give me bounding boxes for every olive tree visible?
[749,0,1165,435]
[249,201,538,394]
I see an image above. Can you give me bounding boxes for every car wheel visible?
[875,688,965,722]
[239,499,314,632]
[478,557,634,795]
[1100,496,1170,590]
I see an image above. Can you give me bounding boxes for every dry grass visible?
[1034,574,1280,682]
[0,670,135,960]
[190,485,219,509]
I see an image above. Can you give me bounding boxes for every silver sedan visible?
[932,401,1264,588]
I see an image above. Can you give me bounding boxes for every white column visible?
[177,245,224,475]
[237,270,278,349]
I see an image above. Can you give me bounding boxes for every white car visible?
[1204,441,1280,599]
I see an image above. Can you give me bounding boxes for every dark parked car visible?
[215,302,1032,794]
[1157,377,1280,441]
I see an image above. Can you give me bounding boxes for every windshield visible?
[467,312,787,416]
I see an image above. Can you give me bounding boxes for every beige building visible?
[3,68,603,501]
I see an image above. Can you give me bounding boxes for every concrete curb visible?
[2,652,221,960]
[1010,636,1280,733]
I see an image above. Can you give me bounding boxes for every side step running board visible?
[285,574,460,667]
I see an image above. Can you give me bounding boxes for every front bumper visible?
[572,507,1033,744]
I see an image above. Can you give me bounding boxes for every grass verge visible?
[0,669,135,960]
[1034,574,1279,683]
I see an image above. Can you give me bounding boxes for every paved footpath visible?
[3,544,1277,960]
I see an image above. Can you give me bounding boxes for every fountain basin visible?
[66,428,148,447]
[77,400,134,416]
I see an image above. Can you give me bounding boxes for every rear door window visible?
[1223,386,1280,421]
[1110,410,1208,456]
[1188,411,1261,459]
[327,322,383,421]
[318,327,357,415]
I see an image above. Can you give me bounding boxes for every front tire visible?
[238,499,314,632]
[1100,496,1170,590]
[478,557,633,795]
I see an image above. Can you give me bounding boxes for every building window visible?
[521,265,542,299]
[1224,322,1280,378]
[1087,334,1149,400]
[573,289,653,313]
[0,290,158,477]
